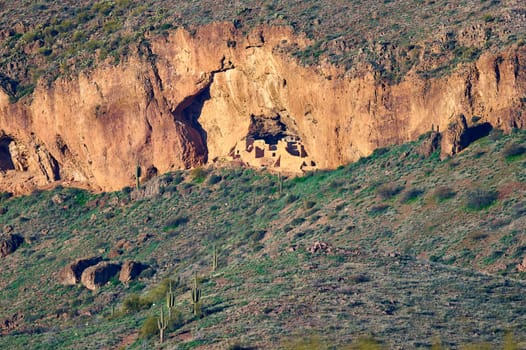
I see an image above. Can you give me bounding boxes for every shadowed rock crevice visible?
[0,137,15,171]
[172,84,210,163]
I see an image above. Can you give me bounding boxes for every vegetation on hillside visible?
[1,0,525,100]
[0,129,525,349]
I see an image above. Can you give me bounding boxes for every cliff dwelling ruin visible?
[228,114,317,173]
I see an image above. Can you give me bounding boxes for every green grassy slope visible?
[0,129,525,349]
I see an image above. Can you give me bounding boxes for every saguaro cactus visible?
[212,245,218,272]
[191,273,202,317]
[157,306,167,343]
[166,280,176,319]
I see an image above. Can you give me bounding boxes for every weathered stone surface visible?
[0,24,524,194]
[57,256,102,285]
[119,261,147,283]
[440,114,470,158]
[81,262,121,291]
[417,131,441,157]
[517,257,526,273]
[0,233,23,257]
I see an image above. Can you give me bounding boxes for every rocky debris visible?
[416,131,441,157]
[0,312,23,333]
[440,114,469,159]
[308,241,332,254]
[3,224,12,233]
[137,233,152,244]
[51,193,68,205]
[57,256,102,285]
[109,239,133,258]
[81,262,121,291]
[119,261,148,283]
[0,233,24,257]
[517,257,526,273]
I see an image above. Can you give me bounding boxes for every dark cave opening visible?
[0,137,15,171]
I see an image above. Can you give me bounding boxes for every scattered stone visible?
[137,233,152,244]
[308,241,332,254]
[51,194,66,205]
[108,248,122,259]
[119,261,148,283]
[81,261,121,291]
[57,256,102,285]
[517,257,526,273]
[0,312,23,333]
[0,234,24,257]
[3,225,12,233]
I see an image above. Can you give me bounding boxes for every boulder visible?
[57,256,102,285]
[81,262,121,290]
[416,131,441,157]
[517,257,526,273]
[0,234,24,257]
[119,261,148,283]
[440,114,469,159]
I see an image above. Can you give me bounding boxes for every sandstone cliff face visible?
[0,23,524,193]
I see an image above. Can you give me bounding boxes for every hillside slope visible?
[0,130,524,349]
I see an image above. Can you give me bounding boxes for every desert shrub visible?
[291,217,305,226]
[244,230,266,242]
[502,144,525,160]
[139,315,158,339]
[303,200,316,210]
[376,183,403,200]
[190,167,208,183]
[122,294,151,313]
[285,194,299,204]
[465,189,498,210]
[163,215,189,231]
[433,186,456,202]
[400,188,424,203]
[368,204,390,216]
[350,274,370,283]
[467,232,489,241]
[207,174,222,185]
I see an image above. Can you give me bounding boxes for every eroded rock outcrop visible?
[119,261,147,283]
[0,233,23,257]
[0,23,524,193]
[57,256,102,285]
[80,261,121,291]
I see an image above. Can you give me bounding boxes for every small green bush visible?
[207,174,222,185]
[502,144,525,160]
[376,183,403,200]
[123,294,151,313]
[465,189,498,210]
[163,215,189,231]
[285,194,299,204]
[368,204,390,216]
[400,188,424,203]
[433,186,456,202]
[139,316,158,339]
[190,167,208,183]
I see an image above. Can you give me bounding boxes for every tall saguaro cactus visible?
[157,306,167,344]
[166,280,176,319]
[191,273,202,317]
[212,245,218,272]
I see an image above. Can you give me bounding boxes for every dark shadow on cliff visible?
[464,122,493,147]
[172,85,210,163]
